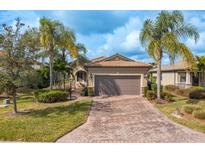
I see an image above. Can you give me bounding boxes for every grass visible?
[0,93,92,142]
[155,95,205,133]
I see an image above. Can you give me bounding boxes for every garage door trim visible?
[93,74,143,96]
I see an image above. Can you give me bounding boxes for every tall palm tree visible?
[56,26,79,89]
[39,18,61,89]
[39,18,77,90]
[140,11,199,99]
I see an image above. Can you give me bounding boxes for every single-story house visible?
[73,53,151,96]
[149,61,205,88]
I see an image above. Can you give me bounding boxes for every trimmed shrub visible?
[189,90,205,99]
[164,85,204,98]
[151,83,157,93]
[182,105,202,114]
[80,87,88,96]
[146,90,157,100]
[144,87,148,97]
[186,99,199,104]
[34,90,68,103]
[176,88,190,97]
[164,85,179,92]
[161,92,173,102]
[88,87,94,96]
[176,88,194,97]
[193,110,205,119]
[190,86,205,91]
[34,89,47,98]
[151,83,163,93]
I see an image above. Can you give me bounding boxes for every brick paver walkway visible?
[57,95,205,143]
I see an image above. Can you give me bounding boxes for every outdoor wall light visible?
[90,73,93,79]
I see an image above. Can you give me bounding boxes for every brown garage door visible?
[95,75,141,96]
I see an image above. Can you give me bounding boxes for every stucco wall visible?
[86,67,149,88]
[152,72,176,86]
[200,73,205,87]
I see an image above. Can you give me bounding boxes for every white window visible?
[178,72,186,83]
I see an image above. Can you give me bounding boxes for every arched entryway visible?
[76,70,87,82]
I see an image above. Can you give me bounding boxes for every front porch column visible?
[186,71,191,88]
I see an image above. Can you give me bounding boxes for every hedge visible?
[160,92,173,102]
[34,89,68,103]
[189,90,205,99]
[164,85,205,98]
[164,85,179,92]
[182,105,202,114]
[186,99,199,104]
[192,110,205,119]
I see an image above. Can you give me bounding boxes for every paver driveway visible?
[57,95,205,143]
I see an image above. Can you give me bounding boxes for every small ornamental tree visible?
[0,18,40,113]
[196,56,205,86]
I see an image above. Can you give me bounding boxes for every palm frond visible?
[175,24,199,43]
[161,32,179,63]
[177,43,194,64]
[148,40,161,61]
[139,19,154,47]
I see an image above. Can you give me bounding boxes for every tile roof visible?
[91,56,107,63]
[150,61,191,72]
[86,53,151,68]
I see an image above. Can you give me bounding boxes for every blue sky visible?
[0,10,204,64]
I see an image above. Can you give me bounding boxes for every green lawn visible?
[0,94,92,142]
[155,96,205,133]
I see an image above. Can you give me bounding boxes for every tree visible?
[53,54,69,89]
[139,11,199,99]
[0,18,40,113]
[195,56,205,86]
[39,18,77,90]
[39,18,58,90]
[54,26,78,89]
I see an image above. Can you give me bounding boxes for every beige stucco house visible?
[74,53,151,96]
[149,61,205,88]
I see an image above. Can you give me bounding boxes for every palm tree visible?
[70,43,89,68]
[140,11,199,99]
[39,18,77,90]
[39,18,61,89]
[56,26,79,89]
[57,25,78,58]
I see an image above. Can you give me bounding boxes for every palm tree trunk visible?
[13,93,17,114]
[49,54,53,90]
[157,59,162,99]
[203,70,205,87]
[63,73,66,90]
[69,81,72,100]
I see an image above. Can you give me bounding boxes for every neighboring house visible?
[149,61,205,88]
[74,53,151,96]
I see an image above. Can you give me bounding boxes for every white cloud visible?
[96,16,145,56]
[122,30,139,50]
[189,17,205,31]
[185,32,205,53]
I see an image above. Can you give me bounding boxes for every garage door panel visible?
[95,75,140,96]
